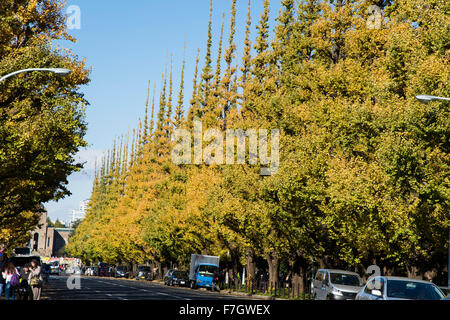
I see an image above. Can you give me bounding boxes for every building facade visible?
[29,211,74,257]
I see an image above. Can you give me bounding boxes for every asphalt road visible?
[43,275,255,300]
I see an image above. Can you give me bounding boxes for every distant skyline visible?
[45,0,283,222]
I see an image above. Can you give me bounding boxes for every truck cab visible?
[189,254,220,290]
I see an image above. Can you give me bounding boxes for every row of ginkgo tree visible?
[67,0,450,292]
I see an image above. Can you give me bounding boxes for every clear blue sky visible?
[46,0,283,223]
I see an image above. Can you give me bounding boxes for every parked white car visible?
[356,276,445,300]
[66,265,82,275]
[312,269,363,300]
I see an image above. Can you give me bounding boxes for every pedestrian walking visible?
[2,262,19,300]
[19,264,33,300]
[0,265,5,298]
[29,259,43,300]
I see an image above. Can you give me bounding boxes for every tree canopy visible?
[67,0,449,289]
[0,0,90,251]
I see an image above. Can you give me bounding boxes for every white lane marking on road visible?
[94,290,123,300]
[156,292,192,300]
[88,279,145,299]
[93,279,126,287]
[86,278,193,300]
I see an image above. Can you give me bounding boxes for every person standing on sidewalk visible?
[19,264,33,301]
[29,259,43,300]
[2,262,19,300]
[0,265,5,298]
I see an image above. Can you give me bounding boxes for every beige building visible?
[28,211,74,257]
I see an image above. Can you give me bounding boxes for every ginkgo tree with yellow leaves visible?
[68,0,449,292]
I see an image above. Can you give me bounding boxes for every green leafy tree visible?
[0,0,90,249]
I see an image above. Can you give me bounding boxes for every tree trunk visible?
[383,266,394,276]
[131,261,137,278]
[246,248,256,289]
[227,269,233,288]
[407,265,419,279]
[162,265,169,279]
[154,260,162,279]
[318,258,325,269]
[265,251,279,291]
[230,248,240,288]
[291,256,308,297]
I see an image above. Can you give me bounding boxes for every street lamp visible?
[415,95,450,103]
[447,214,450,291]
[416,93,450,290]
[0,68,71,83]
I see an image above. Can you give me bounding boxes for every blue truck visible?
[189,254,220,290]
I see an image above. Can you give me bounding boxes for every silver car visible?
[356,276,446,300]
[312,269,363,300]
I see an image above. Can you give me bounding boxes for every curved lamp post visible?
[415,95,450,103]
[0,68,71,83]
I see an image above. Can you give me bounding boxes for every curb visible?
[220,291,286,300]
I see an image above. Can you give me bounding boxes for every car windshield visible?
[387,280,444,300]
[117,266,127,271]
[198,265,218,276]
[173,271,188,278]
[330,273,361,286]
